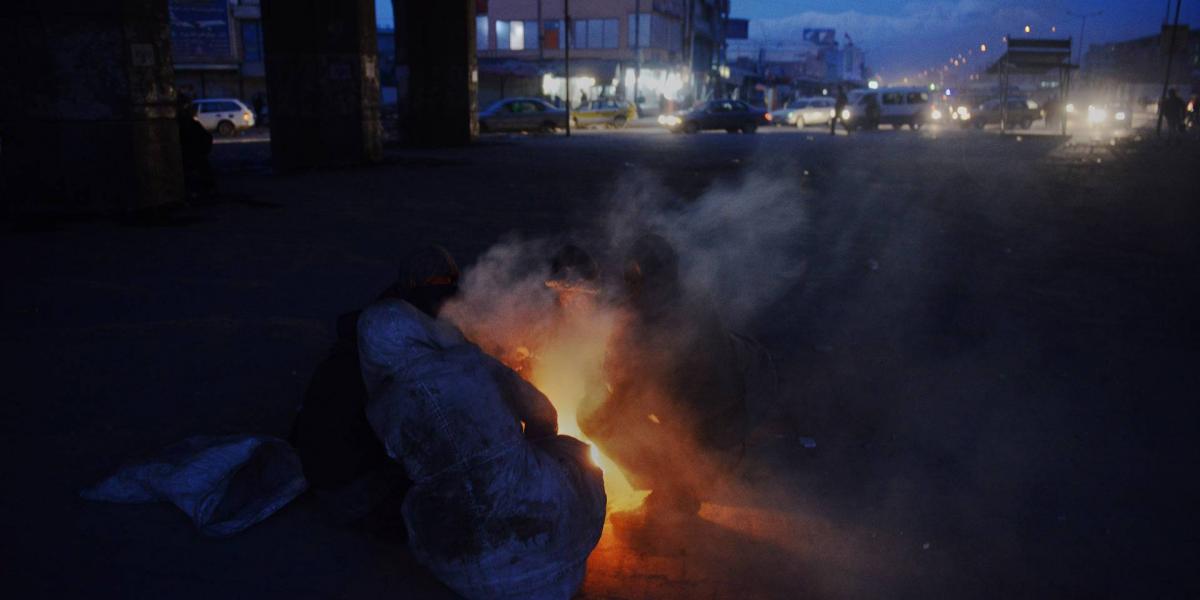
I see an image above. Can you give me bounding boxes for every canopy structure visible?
[986,38,1075,134]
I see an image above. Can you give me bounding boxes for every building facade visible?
[170,0,267,107]
[475,0,728,112]
[1084,25,1200,103]
[724,30,867,108]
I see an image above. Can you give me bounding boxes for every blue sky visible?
[375,1,1196,77]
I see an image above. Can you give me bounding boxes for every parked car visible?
[658,99,771,134]
[770,97,837,127]
[971,98,1041,129]
[844,87,933,130]
[479,98,568,133]
[572,99,637,129]
[193,98,255,136]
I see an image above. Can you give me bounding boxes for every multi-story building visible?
[1084,25,1200,103]
[475,0,727,112]
[724,30,867,107]
[170,0,267,107]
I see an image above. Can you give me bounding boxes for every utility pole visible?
[565,0,571,137]
[1156,0,1182,136]
[1067,10,1102,68]
[633,0,641,117]
[685,0,695,102]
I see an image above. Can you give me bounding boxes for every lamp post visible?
[564,0,571,137]
[633,0,641,117]
[1156,0,1183,136]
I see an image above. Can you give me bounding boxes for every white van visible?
[193,98,256,136]
[845,87,934,130]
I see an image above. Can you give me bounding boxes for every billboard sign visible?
[170,0,234,64]
[726,19,749,40]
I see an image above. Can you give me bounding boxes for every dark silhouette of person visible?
[1163,89,1186,136]
[864,92,881,130]
[831,86,850,135]
[580,234,747,520]
[176,94,214,200]
[251,92,265,126]
[289,246,461,521]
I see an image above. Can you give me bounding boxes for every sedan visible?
[658,99,771,134]
[479,98,568,133]
[771,97,836,128]
[572,99,637,129]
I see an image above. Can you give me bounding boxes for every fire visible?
[525,312,650,513]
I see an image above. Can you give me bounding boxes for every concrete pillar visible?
[261,0,383,169]
[397,0,477,146]
[0,1,183,215]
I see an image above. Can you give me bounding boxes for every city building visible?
[170,0,266,106]
[474,0,728,113]
[724,29,867,108]
[1084,25,1200,103]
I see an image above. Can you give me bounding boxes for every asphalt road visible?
[2,125,1197,598]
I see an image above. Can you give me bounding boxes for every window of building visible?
[523,20,539,50]
[544,20,563,49]
[571,19,619,49]
[602,19,618,48]
[495,20,537,51]
[510,21,525,50]
[497,20,510,50]
[241,20,263,63]
[476,15,489,50]
[628,14,650,48]
[573,19,587,48]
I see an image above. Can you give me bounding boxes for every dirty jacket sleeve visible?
[487,357,558,441]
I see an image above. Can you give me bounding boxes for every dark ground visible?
[2,126,1198,598]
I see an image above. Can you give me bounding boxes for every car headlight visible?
[829,109,836,118]
[931,109,943,120]
[1065,103,1075,113]
[1115,111,1127,121]
[1086,105,1107,124]
[841,109,851,120]
[658,115,681,127]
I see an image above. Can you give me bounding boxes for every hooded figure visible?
[358,296,605,599]
[580,234,747,517]
[290,246,461,520]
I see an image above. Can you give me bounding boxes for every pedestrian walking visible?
[830,86,850,135]
[1162,89,1186,141]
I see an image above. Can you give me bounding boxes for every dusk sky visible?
[376,1,1197,78]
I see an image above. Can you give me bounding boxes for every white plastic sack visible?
[359,299,606,600]
[82,435,307,537]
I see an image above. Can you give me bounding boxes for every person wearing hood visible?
[356,250,606,600]
[289,246,462,522]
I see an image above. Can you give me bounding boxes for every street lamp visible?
[1024,25,1031,33]
[980,43,987,52]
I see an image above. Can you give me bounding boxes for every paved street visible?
[3,126,1197,598]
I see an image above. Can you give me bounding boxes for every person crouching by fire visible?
[357,259,606,600]
[579,233,748,521]
[290,245,461,523]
